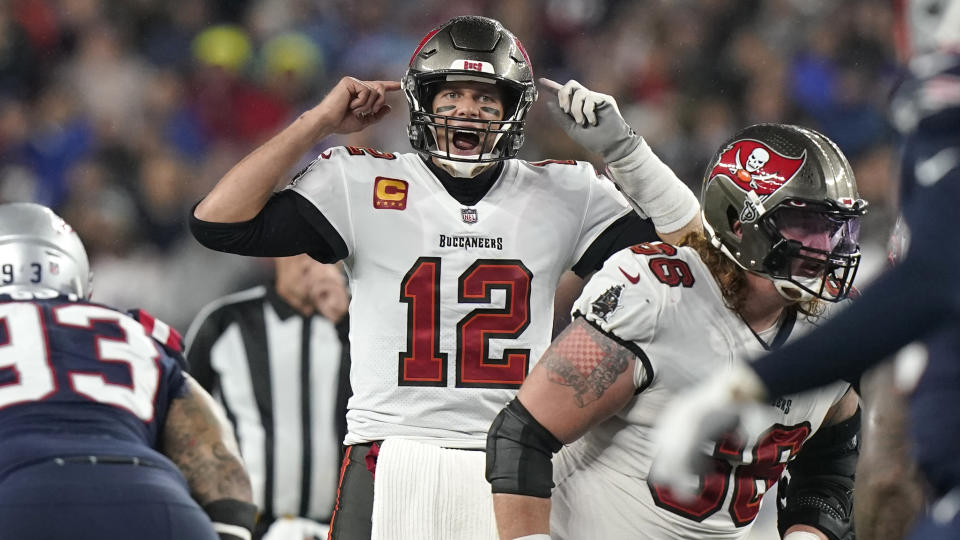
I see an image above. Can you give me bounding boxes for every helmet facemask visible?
[756,204,862,302]
[406,74,534,177]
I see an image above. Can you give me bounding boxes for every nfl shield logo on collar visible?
[461,208,478,224]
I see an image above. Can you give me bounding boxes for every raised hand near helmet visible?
[539,78,641,163]
[313,77,402,137]
[539,77,701,242]
[194,76,401,224]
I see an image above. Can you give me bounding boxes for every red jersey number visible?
[648,423,811,526]
[399,258,532,389]
[629,242,695,288]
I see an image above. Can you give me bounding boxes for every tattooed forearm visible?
[163,377,253,504]
[542,320,631,407]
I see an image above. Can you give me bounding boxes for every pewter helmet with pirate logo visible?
[403,16,537,175]
[700,124,868,302]
[0,202,92,298]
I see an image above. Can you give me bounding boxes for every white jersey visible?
[555,242,850,539]
[288,147,633,448]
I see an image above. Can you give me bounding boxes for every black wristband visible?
[203,499,258,540]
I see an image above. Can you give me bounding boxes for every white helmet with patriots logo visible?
[0,203,92,299]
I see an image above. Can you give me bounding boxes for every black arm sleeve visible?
[189,190,348,263]
[571,212,658,277]
[778,409,861,540]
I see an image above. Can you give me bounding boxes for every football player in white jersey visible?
[487,124,866,540]
[191,15,700,540]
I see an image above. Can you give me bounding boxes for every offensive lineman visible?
[190,15,699,540]
[653,3,960,538]
[487,124,865,540]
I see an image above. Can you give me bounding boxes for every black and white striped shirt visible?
[184,285,350,525]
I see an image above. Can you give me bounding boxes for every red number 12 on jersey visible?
[399,257,533,389]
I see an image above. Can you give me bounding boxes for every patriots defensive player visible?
[653,3,960,539]
[0,203,256,540]
[191,14,700,540]
[487,124,865,540]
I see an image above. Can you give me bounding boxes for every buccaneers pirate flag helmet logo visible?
[709,139,806,196]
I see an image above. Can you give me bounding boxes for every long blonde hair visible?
[678,231,824,320]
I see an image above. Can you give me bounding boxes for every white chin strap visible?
[772,277,815,303]
[434,155,498,178]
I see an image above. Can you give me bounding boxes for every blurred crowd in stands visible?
[0,0,900,331]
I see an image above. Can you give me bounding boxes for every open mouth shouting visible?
[450,130,484,154]
[795,260,825,278]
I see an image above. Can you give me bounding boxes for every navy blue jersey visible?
[0,293,187,480]
[910,326,960,495]
[896,52,960,497]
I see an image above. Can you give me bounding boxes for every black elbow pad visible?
[778,409,861,540]
[486,398,563,498]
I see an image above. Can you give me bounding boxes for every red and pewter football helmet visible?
[403,16,537,176]
[701,124,868,302]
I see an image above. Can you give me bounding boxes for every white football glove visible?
[649,362,772,501]
[262,516,329,540]
[540,78,700,234]
[540,78,640,163]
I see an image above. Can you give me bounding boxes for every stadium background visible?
[0,1,899,537]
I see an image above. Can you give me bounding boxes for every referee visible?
[185,255,351,540]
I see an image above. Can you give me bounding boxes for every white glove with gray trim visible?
[541,78,699,234]
[541,78,640,163]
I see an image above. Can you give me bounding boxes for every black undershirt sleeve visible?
[189,190,348,263]
[571,212,658,278]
